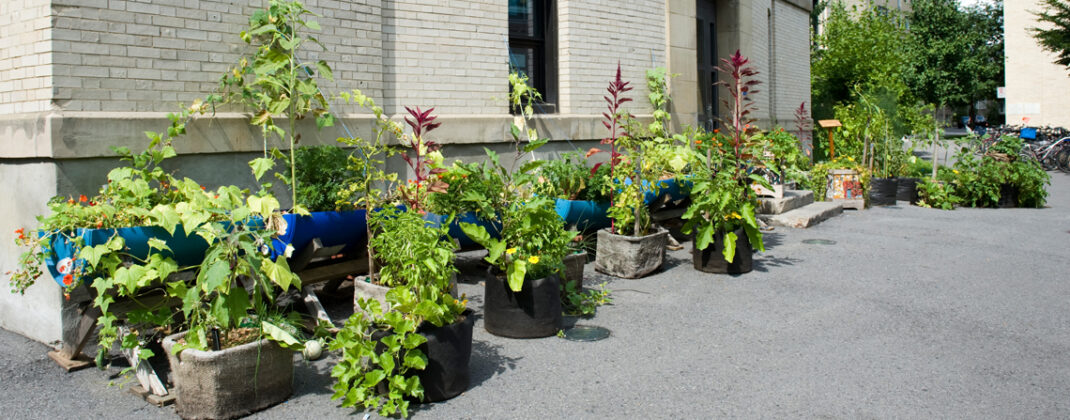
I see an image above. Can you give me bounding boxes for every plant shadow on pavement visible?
[467,340,522,388]
[752,254,802,273]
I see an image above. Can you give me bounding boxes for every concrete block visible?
[758,189,814,215]
[760,201,843,229]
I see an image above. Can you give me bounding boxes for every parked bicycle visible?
[1022,136,1070,171]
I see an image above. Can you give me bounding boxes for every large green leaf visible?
[722,230,737,264]
[261,320,303,350]
[507,259,527,292]
[150,205,181,235]
[249,157,275,181]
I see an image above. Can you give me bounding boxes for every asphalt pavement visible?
[2,172,1069,419]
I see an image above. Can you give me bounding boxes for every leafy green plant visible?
[681,50,766,263]
[533,152,610,202]
[949,136,1050,208]
[916,178,959,210]
[562,281,612,317]
[460,196,575,292]
[427,160,505,217]
[758,127,811,184]
[397,107,449,212]
[293,145,360,212]
[331,207,466,418]
[219,0,335,210]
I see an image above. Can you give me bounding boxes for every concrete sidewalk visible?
[3,172,1070,419]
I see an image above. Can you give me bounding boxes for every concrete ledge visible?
[0,111,652,159]
[758,189,814,215]
[760,201,844,229]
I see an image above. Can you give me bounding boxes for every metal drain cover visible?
[561,325,610,342]
[802,239,837,245]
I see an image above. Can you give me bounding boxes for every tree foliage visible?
[1032,0,1070,70]
[907,0,1004,110]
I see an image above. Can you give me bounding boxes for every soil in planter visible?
[176,327,259,350]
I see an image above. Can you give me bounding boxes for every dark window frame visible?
[508,0,557,114]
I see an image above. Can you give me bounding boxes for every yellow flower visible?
[528,256,540,264]
[848,157,855,162]
[953,169,959,174]
[731,212,741,219]
[506,248,517,255]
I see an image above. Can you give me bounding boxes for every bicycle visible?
[1022,136,1070,171]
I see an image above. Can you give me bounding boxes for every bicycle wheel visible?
[1058,148,1070,172]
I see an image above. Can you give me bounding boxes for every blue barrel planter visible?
[423,211,502,248]
[553,198,610,232]
[271,209,369,258]
[620,177,693,205]
[44,225,210,288]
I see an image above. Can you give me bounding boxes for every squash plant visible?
[681,50,767,263]
[330,208,467,418]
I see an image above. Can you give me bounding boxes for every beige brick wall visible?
[49,0,383,113]
[741,0,811,127]
[382,0,508,115]
[772,0,811,126]
[558,0,666,115]
[1005,0,1070,128]
[0,0,52,115]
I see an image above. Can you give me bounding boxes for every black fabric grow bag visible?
[483,268,562,338]
[869,177,898,206]
[896,177,920,204]
[417,309,474,402]
[693,228,753,274]
[998,184,1019,208]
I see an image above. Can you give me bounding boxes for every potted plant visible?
[681,50,766,275]
[592,64,670,279]
[534,151,613,232]
[159,194,305,419]
[330,207,472,418]
[461,196,574,338]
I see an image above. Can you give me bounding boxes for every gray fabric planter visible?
[162,331,294,420]
[562,251,587,291]
[593,228,668,279]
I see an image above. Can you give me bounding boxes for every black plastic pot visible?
[896,177,920,204]
[693,228,753,274]
[483,268,562,338]
[869,177,898,206]
[998,184,1019,208]
[416,309,474,402]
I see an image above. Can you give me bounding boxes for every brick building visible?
[0,0,812,343]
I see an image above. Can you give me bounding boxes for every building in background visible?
[0,0,812,344]
[1004,0,1070,128]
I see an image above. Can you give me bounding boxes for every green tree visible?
[1032,0,1070,70]
[810,2,912,121]
[907,0,1003,120]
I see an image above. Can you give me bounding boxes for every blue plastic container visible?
[271,209,369,258]
[423,211,502,248]
[621,177,693,205]
[44,225,210,288]
[553,198,611,232]
[1020,127,1037,140]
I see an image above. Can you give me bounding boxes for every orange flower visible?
[62,274,73,286]
[67,198,75,205]
[200,185,206,191]
[214,194,219,199]
[95,220,103,228]
[695,140,702,145]
[79,195,87,202]
[713,129,720,134]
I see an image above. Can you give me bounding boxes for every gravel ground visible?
[2,172,1069,419]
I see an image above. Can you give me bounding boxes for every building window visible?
[509,0,556,112]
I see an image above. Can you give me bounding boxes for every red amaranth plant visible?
[599,63,633,231]
[400,106,447,211]
[714,50,762,182]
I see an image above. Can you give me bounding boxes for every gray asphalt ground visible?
[3,172,1069,419]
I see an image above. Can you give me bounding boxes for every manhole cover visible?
[802,239,837,245]
[560,325,610,342]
